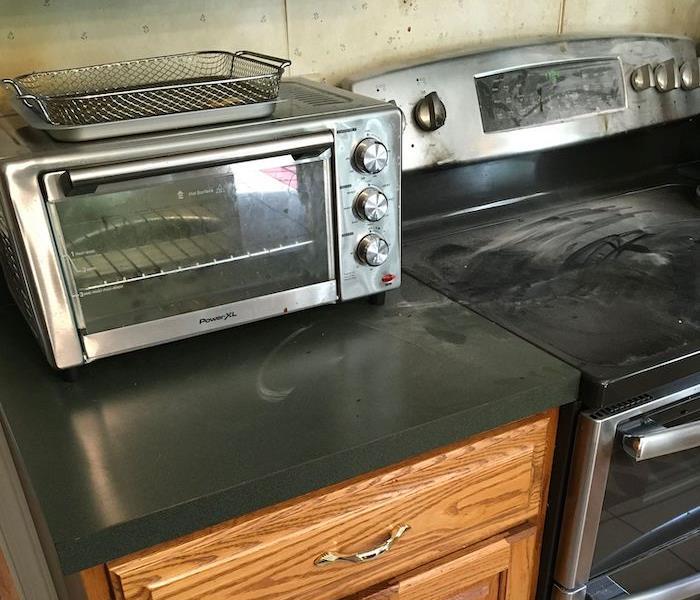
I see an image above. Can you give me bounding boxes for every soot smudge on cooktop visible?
[404,185,700,375]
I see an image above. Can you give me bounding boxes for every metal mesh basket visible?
[3,50,291,126]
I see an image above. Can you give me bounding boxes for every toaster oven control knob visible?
[354,138,389,174]
[414,91,447,131]
[355,188,389,221]
[654,59,680,92]
[357,234,390,267]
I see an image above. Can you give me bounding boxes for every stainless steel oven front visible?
[553,377,700,600]
[0,80,402,369]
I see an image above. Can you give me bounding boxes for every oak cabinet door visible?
[351,526,537,600]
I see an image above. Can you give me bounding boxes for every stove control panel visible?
[475,58,625,133]
[348,36,700,169]
[630,58,700,93]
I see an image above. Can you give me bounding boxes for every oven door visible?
[43,133,337,360]
[587,395,700,600]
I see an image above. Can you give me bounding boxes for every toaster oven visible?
[0,79,402,370]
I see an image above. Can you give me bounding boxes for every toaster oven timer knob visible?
[357,234,390,267]
[355,188,389,221]
[353,138,389,174]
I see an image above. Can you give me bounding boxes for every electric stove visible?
[350,35,700,600]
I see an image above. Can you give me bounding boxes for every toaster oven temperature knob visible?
[355,188,389,221]
[354,138,389,174]
[357,234,390,267]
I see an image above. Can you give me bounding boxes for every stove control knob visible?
[414,91,447,131]
[630,64,654,91]
[354,188,388,221]
[680,59,700,90]
[353,138,389,174]
[654,59,680,92]
[357,234,389,267]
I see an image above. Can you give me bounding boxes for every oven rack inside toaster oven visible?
[61,205,315,294]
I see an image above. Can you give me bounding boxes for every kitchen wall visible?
[0,0,698,97]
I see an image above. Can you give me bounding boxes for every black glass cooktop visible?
[404,180,700,407]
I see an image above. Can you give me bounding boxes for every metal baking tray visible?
[10,95,280,142]
[3,50,290,141]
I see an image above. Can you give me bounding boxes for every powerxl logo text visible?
[199,311,237,325]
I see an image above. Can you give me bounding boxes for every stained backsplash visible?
[0,0,698,106]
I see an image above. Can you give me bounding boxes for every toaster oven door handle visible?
[61,131,334,195]
[622,419,700,461]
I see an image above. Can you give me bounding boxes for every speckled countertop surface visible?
[0,274,579,574]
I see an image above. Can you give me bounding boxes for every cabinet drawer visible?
[107,411,555,600]
[351,524,537,600]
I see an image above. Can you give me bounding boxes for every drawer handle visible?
[314,524,410,566]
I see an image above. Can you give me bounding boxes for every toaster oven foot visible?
[368,292,386,306]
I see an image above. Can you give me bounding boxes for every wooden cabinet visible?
[77,410,556,600]
[0,546,20,600]
[351,525,537,600]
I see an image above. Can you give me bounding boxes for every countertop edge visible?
[50,371,578,574]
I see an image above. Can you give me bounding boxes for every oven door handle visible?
[622,420,700,461]
[60,131,334,195]
[623,572,700,600]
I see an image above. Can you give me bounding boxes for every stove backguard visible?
[349,36,700,171]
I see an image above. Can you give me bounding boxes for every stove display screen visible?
[475,58,625,133]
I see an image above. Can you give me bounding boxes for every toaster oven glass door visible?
[45,149,335,335]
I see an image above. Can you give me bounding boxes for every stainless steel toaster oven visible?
[0,79,402,370]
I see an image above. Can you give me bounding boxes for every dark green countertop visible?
[0,275,579,575]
